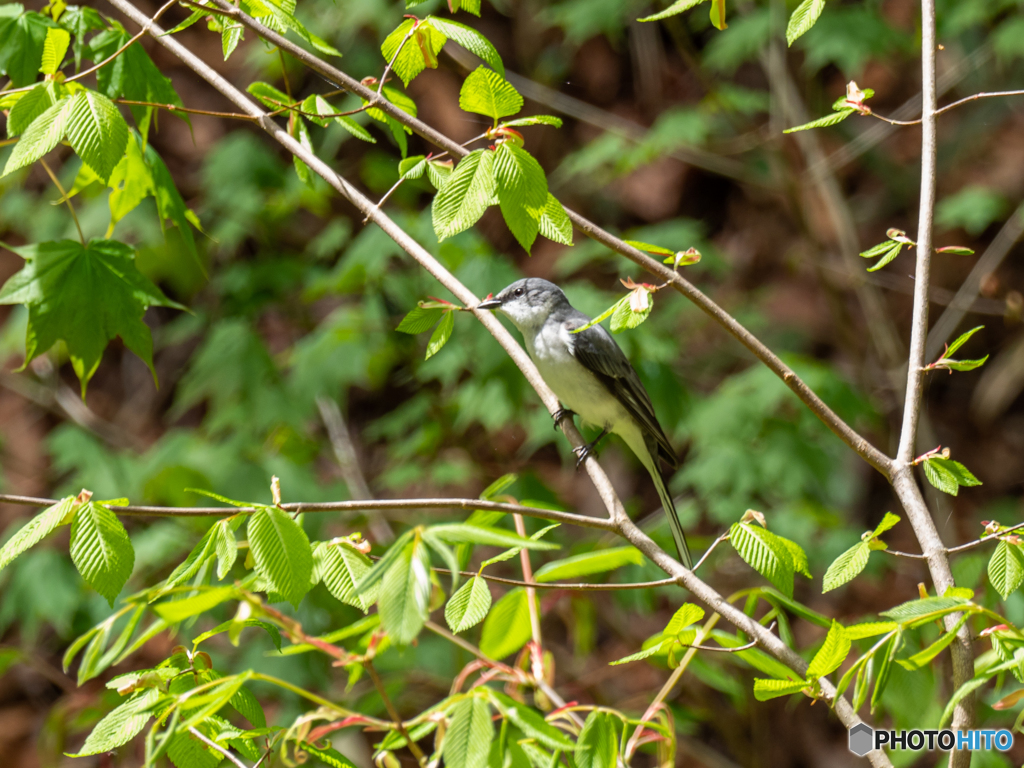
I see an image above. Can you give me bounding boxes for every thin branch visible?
[39,159,84,245]
[0,492,617,530]
[868,89,1024,126]
[204,0,892,477]
[947,524,1024,555]
[188,727,250,768]
[692,532,728,572]
[513,513,543,650]
[430,565,677,591]
[115,99,258,121]
[364,659,427,765]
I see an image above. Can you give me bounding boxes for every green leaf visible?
[534,547,643,583]
[609,641,669,666]
[398,154,428,179]
[0,496,74,573]
[107,130,154,229]
[291,114,314,186]
[487,690,574,751]
[502,115,563,128]
[3,94,72,175]
[923,457,981,496]
[192,618,282,652]
[0,10,58,87]
[988,540,1024,600]
[783,108,854,134]
[459,66,523,122]
[942,357,988,371]
[537,193,573,246]
[427,17,503,75]
[865,244,903,272]
[872,512,900,537]
[870,633,898,714]
[806,621,850,678]
[610,292,653,333]
[444,696,494,768]
[664,603,705,634]
[39,25,69,74]
[67,689,159,756]
[247,506,313,608]
[897,614,969,671]
[574,711,619,768]
[822,541,870,593]
[63,89,129,182]
[425,310,455,359]
[354,529,415,595]
[785,0,825,45]
[299,743,360,768]
[446,575,492,632]
[946,325,984,356]
[246,80,292,109]
[431,524,559,551]
[493,143,548,253]
[305,95,375,141]
[479,587,533,659]
[433,149,496,240]
[69,501,134,607]
[378,537,432,644]
[880,596,970,627]
[480,473,517,500]
[638,0,707,23]
[397,306,444,335]
[214,521,238,580]
[0,239,181,395]
[729,522,804,597]
[752,678,807,701]
[222,22,243,59]
[381,18,446,87]
[154,586,237,623]
[844,622,897,640]
[6,81,58,137]
[318,540,377,612]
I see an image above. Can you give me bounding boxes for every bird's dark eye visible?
[514,288,524,297]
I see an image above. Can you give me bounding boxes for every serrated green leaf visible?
[479,587,533,659]
[822,541,870,593]
[459,66,523,122]
[396,306,443,334]
[3,94,71,175]
[881,596,969,626]
[609,641,668,666]
[665,603,705,635]
[610,292,653,333]
[487,690,573,750]
[502,115,563,128]
[214,521,237,580]
[752,678,807,701]
[433,149,496,240]
[783,108,854,134]
[354,529,414,595]
[845,621,898,640]
[444,696,494,768]
[870,632,899,713]
[446,575,492,632]
[154,586,237,623]
[7,81,58,137]
[923,457,959,495]
[431,524,558,551]
[872,512,900,537]
[534,547,642,583]
[39,25,69,74]
[427,17,503,75]
[493,143,547,253]
[63,89,129,182]
[989,540,1024,600]
[729,522,797,597]
[222,22,243,60]
[866,244,903,272]
[67,689,159,756]
[69,501,134,607]
[299,742,360,768]
[538,193,573,245]
[785,0,825,45]
[0,496,74,573]
[897,614,969,671]
[381,18,446,87]
[638,0,707,22]
[247,80,291,109]
[806,620,850,678]
[398,154,428,178]
[947,325,984,356]
[575,711,619,768]
[425,309,455,359]
[942,357,989,371]
[378,537,431,644]
[931,457,982,488]
[192,618,282,652]
[480,473,517,500]
[247,506,313,608]
[319,540,377,611]
[0,10,58,87]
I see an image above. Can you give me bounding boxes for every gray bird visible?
[477,278,692,568]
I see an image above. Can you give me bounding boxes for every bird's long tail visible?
[649,466,692,569]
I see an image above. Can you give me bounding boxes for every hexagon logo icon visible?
[849,723,874,757]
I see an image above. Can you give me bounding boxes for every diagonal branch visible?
[100,4,891,763]
[203,0,891,478]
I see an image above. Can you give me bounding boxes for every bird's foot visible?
[573,429,609,470]
[552,408,576,430]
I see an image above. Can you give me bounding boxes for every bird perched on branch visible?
[477,278,691,568]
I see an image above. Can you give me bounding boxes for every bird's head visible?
[477,278,567,331]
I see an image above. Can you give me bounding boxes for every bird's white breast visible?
[524,321,633,433]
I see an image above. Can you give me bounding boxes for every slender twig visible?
[868,89,1024,126]
[0,492,616,530]
[115,99,258,121]
[39,159,85,245]
[429,565,676,591]
[204,0,892,478]
[378,22,417,99]
[513,514,543,650]
[188,727,250,768]
[893,0,975,758]
[946,523,1024,555]
[364,659,427,764]
[692,532,728,572]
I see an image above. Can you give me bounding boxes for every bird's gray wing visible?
[569,321,678,469]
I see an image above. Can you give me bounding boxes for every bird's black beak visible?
[476,296,502,310]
